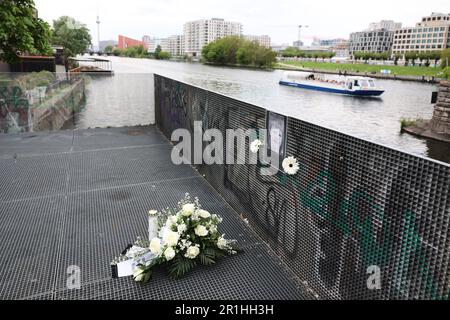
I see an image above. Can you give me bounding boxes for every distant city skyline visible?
[35,0,449,46]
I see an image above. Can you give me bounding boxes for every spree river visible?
[77,56,450,164]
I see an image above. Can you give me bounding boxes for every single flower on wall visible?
[282,156,300,175]
[250,139,263,153]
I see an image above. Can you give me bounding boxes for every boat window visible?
[360,80,369,87]
[348,82,353,89]
[368,80,376,87]
[354,80,359,86]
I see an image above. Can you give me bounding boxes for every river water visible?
[77,56,450,164]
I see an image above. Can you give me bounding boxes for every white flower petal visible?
[282,156,300,175]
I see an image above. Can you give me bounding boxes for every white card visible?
[117,259,134,277]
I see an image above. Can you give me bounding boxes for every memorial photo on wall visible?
[267,111,287,169]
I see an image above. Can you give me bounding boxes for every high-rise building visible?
[244,35,271,48]
[99,40,117,52]
[392,12,450,54]
[332,41,350,58]
[142,35,151,47]
[293,40,304,48]
[271,43,290,53]
[349,21,398,56]
[367,20,402,32]
[144,37,162,53]
[162,35,185,57]
[183,18,243,57]
[317,38,348,47]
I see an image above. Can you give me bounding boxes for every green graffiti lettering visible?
[300,170,336,220]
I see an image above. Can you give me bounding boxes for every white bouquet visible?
[112,194,239,283]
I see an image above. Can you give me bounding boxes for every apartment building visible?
[244,35,271,48]
[392,13,450,54]
[164,35,185,57]
[183,18,243,57]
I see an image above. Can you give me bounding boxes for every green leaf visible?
[168,255,197,279]
[199,248,216,266]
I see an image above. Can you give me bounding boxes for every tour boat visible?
[279,72,384,97]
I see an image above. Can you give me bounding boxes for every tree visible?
[52,16,92,71]
[104,45,113,54]
[202,36,276,68]
[154,45,162,59]
[441,49,450,69]
[362,52,370,63]
[281,47,302,58]
[113,48,123,56]
[0,0,53,64]
[405,51,418,66]
[379,52,389,62]
[429,51,441,67]
[394,53,402,66]
[158,51,171,60]
[418,52,431,67]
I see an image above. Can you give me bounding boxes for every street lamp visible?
[298,25,308,48]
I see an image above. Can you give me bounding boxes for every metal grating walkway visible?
[0,126,309,300]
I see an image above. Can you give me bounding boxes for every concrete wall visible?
[431,81,450,135]
[0,61,10,73]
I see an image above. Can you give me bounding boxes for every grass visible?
[277,60,442,77]
[400,118,421,130]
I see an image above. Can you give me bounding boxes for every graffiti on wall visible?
[0,86,30,132]
[154,75,450,300]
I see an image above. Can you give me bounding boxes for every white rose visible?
[164,247,176,261]
[182,203,195,216]
[186,246,200,259]
[209,225,218,234]
[177,224,187,234]
[163,230,180,247]
[148,210,158,216]
[149,237,162,255]
[165,215,178,230]
[198,209,211,219]
[194,225,209,237]
[217,236,228,250]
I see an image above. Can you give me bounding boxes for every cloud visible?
[35,0,450,45]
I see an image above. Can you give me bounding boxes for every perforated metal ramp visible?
[0,126,309,300]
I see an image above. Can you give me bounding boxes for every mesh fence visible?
[154,74,450,300]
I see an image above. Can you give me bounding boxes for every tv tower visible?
[96,13,101,52]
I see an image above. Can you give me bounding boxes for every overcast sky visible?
[35,0,449,45]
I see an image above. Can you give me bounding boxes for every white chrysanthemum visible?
[163,230,180,247]
[164,247,176,261]
[148,210,158,216]
[177,224,187,234]
[182,203,195,217]
[217,236,228,250]
[282,156,300,175]
[250,139,263,153]
[149,238,161,255]
[194,225,209,237]
[186,246,200,259]
[198,209,211,219]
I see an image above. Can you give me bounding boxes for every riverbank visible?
[202,61,273,71]
[276,61,444,83]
